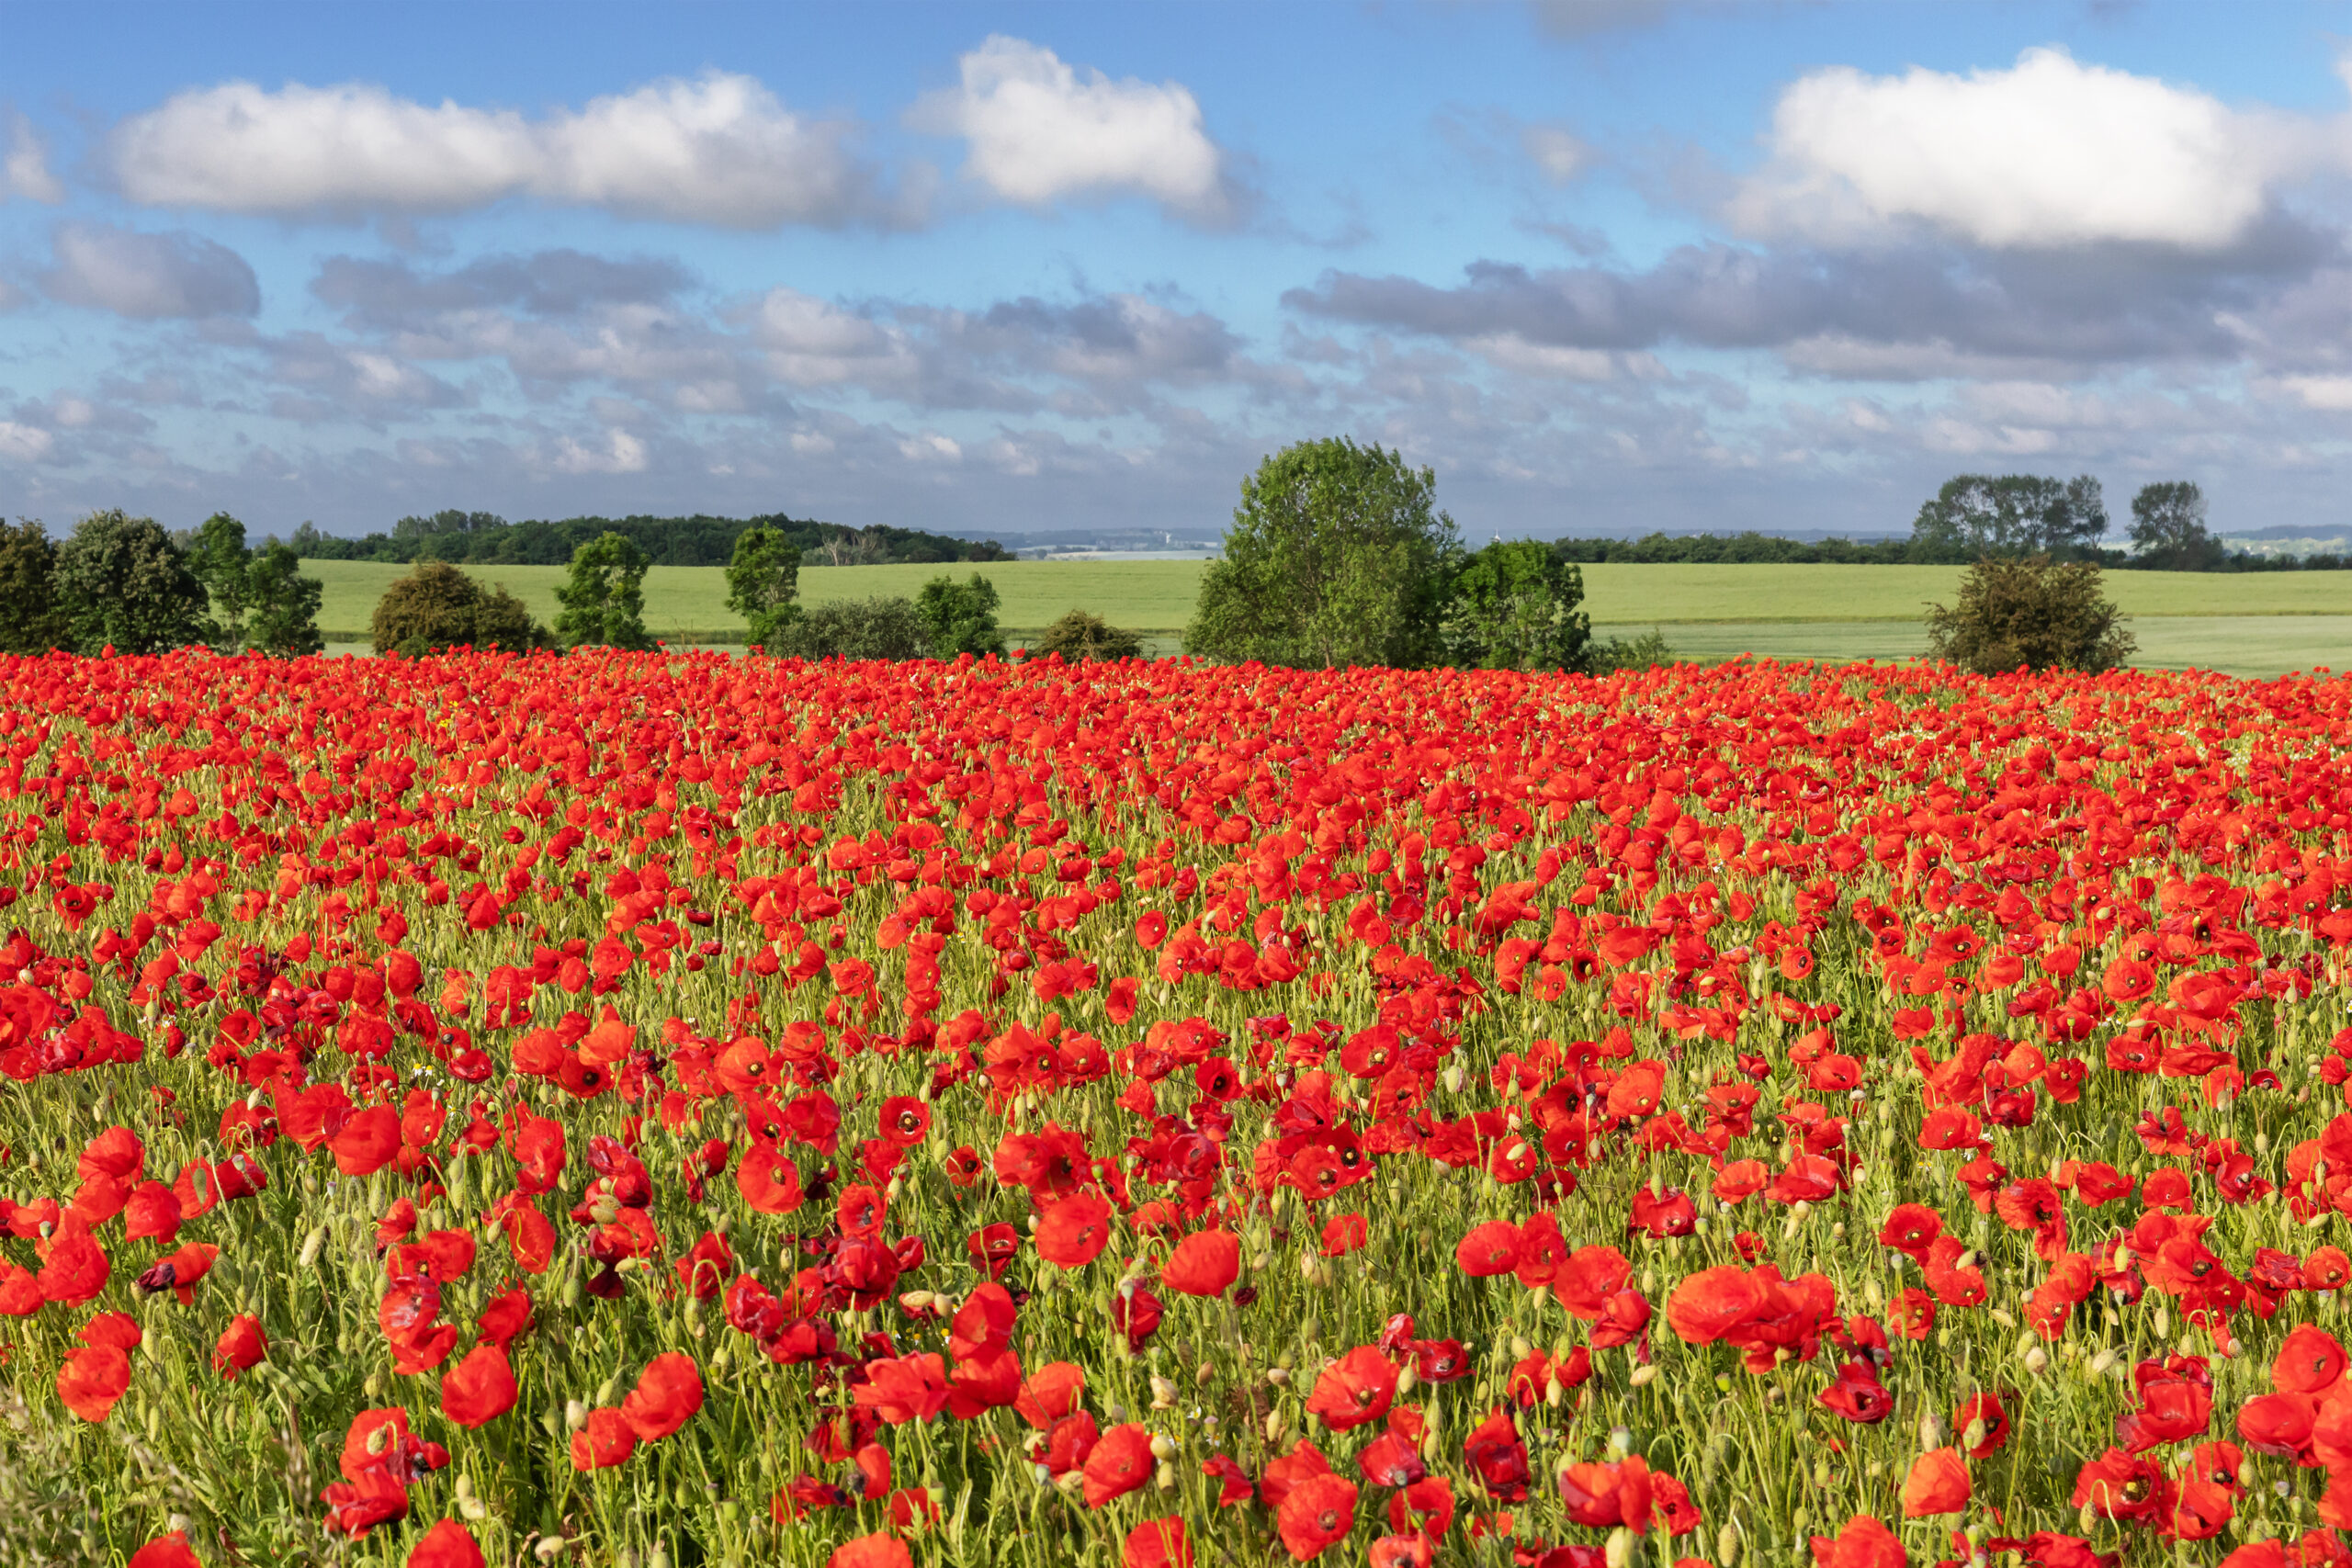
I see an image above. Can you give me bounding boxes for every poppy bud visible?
[1629,1364,1658,1388]
[1148,1433,1176,1461]
[1150,1376,1177,1410]
[565,1400,588,1431]
[1961,1419,1987,1450]
[534,1540,568,1563]
[1918,1414,1947,1450]
[1155,1461,1175,1492]
[1608,1425,1633,1459]
[1604,1527,1634,1568]
[1263,1407,1285,1443]
[1396,1363,1418,1395]
[1717,1525,1742,1567]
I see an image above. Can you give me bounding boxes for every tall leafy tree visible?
[1443,539,1593,671]
[0,519,66,655]
[52,509,208,655]
[555,532,654,650]
[724,525,804,649]
[914,573,1006,660]
[187,512,254,649]
[243,542,326,656]
[1906,475,2109,561]
[1186,437,1459,668]
[2128,481,2225,570]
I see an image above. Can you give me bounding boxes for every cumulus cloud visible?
[910,37,1239,223]
[1727,47,2328,251]
[311,249,692,331]
[552,427,650,475]
[5,112,63,202]
[109,73,902,228]
[0,422,57,463]
[40,222,260,319]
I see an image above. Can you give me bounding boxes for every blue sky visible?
[3,0,2349,543]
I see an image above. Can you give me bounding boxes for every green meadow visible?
[305,558,2351,676]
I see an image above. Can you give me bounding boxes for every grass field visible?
[305,558,2351,675]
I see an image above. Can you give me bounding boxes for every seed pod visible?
[1718,1525,1743,1567]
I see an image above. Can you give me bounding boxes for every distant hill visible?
[290,510,1009,568]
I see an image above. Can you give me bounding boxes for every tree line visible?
[0,511,324,657]
[1556,475,2324,571]
[290,511,1009,568]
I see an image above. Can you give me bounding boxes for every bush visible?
[554,532,654,650]
[767,597,927,661]
[915,573,1006,660]
[0,520,65,656]
[53,510,209,655]
[370,561,549,656]
[1925,554,2136,674]
[1028,611,1145,663]
[1592,626,1677,673]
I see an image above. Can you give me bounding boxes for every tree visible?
[1906,475,2109,562]
[2128,481,2225,570]
[768,597,928,661]
[1186,437,1459,668]
[52,509,208,655]
[371,561,549,655]
[0,520,66,656]
[243,542,325,656]
[725,525,804,649]
[915,573,1005,660]
[1030,611,1146,663]
[187,512,253,649]
[1443,539,1593,671]
[554,532,653,650]
[1924,555,2136,675]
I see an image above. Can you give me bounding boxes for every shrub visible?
[370,561,549,656]
[1592,626,1676,673]
[1925,554,2135,674]
[52,509,209,655]
[1029,611,1145,663]
[915,574,1006,660]
[767,597,927,661]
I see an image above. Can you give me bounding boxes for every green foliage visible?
[294,510,1010,568]
[1028,610,1147,663]
[1905,474,2109,563]
[554,532,655,650]
[187,512,253,649]
[370,560,549,656]
[767,596,928,661]
[1554,530,1917,566]
[914,573,1006,660]
[0,520,65,657]
[243,542,325,656]
[1186,436,1460,668]
[1925,554,2136,674]
[52,509,209,656]
[2128,481,2226,571]
[1592,626,1677,672]
[1444,539,1593,671]
[724,526,805,649]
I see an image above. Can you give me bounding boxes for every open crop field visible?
[303,559,2350,676]
[7,649,2352,1568]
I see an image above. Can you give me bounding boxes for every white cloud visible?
[1729,47,2316,250]
[898,432,962,463]
[911,37,1235,222]
[2280,375,2352,412]
[110,73,889,228]
[5,112,63,203]
[0,422,55,463]
[1467,333,1640,380]
[748,288,912,388]
[40,222,261,319]
[552,428,649,474]
[1521,124,1590,184]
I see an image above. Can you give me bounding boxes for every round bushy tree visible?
[1029,610,1146,663]
[53,509,208,655]
[769,597,927,661]
[0,519,66,655]
[371,561,549,655]
[1925,555,2136,675]
[914,573,1005,660]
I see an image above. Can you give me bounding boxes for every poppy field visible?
[6,649,2352,1568]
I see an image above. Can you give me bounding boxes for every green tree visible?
[915,573,1006,660]
[1443,538,1593,671]
[243,541,325,656]
[1185,437,1460,668]
[1925,554,2136,675]
[554,532,654,650]
[1906,475,2108,562]
[52,509,208,655]
[725,525,804,649]
[371,561,549,655]
[2128,481,2225,570]
[1029,610,1146,663]
[769,597,928,661]
[0,520,66,656]
[187,512,254,649]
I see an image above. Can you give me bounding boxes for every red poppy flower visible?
[828,1532,914,1568]
[1453,1220,1521,1278]
[1083,1423,1158,1506]
[1901,1449,1971,1517]
[407,1517,487,1568]
[212,1314,268,1379]
[1305,1346,1398,1431]
[128,1533,202,1568]
[1035,1193,1114,1269]
[1125,1517,1192,1568]
[570,1407,638,1471]
[1277,1472,1359,1561]
[1161,1229,1239,1297]
[441,1344,517,1428]
[1321,1213,1369,1257]
[57,1342,131,1422]
[1808,1514,1905,1568]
